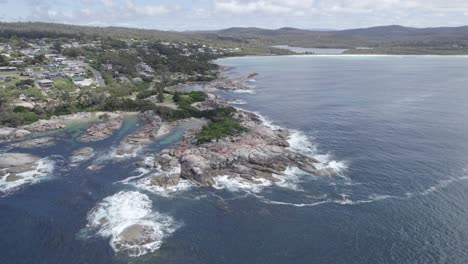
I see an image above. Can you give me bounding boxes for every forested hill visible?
[3,22,468,54]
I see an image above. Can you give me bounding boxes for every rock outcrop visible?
[115,112,206,158]
[78,117,123,142]
[70,147,95,164]
[137,110,321,189]
[0,128,31,140]
[11,137,56,148]
[208,73,257,91]
[0,153,42,185]
[23,121,65,133]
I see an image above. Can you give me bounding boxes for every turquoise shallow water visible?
[1,55,468,263]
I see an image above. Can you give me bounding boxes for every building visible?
[101,64,113,71]
[138,62,155,74]
[0,66,17,72]
[44,72,63,80]
[53,57,66,63]
[45,54,59,59]
[72,77,93,87]
[37,79,54,88]
[9,60,24,65]
[23,68,34,76]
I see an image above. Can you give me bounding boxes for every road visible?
[81,63,105,87]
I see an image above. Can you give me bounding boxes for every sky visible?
[1,0,468,31]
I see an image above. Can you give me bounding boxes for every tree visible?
[173,91,181,102]
[33,54,46,64]
[53,41,62,52]
[21,87,45,107]
[0,54,7,66]
[157,87,165,103]
[62,47,82,58]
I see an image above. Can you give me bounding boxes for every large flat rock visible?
[0,153,40,168]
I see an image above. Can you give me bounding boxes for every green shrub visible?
[18,111,39,123]
[196,118,248,144]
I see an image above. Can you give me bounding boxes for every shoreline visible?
[216,54,468,62]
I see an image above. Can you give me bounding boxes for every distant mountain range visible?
[2,22,468,54]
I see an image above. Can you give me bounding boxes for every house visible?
[0,66,17,72]
[37,79,54,88]
[72,77,93,87]
[44,72,63,80]
[101,64,113,71]
[53,57,66,63]
[74,67,86,76]
[45,54,59,59]
[62,60,78,67]
[116,76,130,83]
[23,68,34,76]
[138,62,155,74]
[9,60,24,65]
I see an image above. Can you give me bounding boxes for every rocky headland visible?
[133,109,325,190]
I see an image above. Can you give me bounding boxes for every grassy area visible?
[154,94,178,110]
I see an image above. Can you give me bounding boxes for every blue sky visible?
[1,0,468,31]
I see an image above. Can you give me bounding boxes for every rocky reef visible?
[0,153,54,194]
[207,73,258,92]
[78,117,123,142]
[134,109,324,189]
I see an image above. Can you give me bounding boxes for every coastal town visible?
[0,36,241,125]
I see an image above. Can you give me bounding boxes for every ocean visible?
[1,55,468,263]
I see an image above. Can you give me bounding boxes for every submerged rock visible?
[11,137,56,149]
[149,173,180,188]
[71,147,95,164]
[85,191,180,257]
[0,128,31,141]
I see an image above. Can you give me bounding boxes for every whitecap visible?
[83,191,181,257]
[228,99,248,105]
[233,89,256,94]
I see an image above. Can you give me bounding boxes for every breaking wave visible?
[83,191,181,257]
[233,89,256,94]
[287,130,348,176]
[213,175,272,193]
[0,156,58,195]
[120,157,193,197]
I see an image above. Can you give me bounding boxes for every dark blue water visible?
[1,55,468,263]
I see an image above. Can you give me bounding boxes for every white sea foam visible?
[258,176,468,208]
[135,177,194,197]
[84,191,181,257]
[233,89,256,94]
[122,162,193,196]
[229,99,248,105]
[0,157,56,195]
[213,175,272,193]
[273,167,307,191]
[118,167,152,184]
[287,130,348,176]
